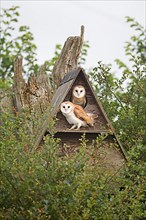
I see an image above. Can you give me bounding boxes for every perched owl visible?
[60,101,94,130]
[71,85,87,108]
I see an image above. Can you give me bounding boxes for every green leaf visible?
[11,18,18,22]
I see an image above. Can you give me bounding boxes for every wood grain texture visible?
[52,26,84,88]
[13,54,26,112]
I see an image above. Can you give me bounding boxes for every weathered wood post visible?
[52,25,84,88]
[13,54,26,112]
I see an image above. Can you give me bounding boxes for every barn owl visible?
[60,101,94,130]
[71,85,86,108]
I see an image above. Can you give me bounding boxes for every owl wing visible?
[74,104,94,126]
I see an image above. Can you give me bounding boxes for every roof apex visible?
[59,67,83,86]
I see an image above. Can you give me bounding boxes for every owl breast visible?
[65,111,83,125]
[72,96,86,107]
[71,85,87,108]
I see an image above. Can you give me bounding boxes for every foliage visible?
[89,17,146,149]
[0,6,39,83]
[0,112,146,219]
[0,6,63,92]
[124,16,146,64]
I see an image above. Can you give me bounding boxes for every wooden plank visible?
[59,68,81,86]
[55,130,110,133]
[51,79,74,112]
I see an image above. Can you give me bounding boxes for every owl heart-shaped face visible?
[60,102,73,114]
[73,85,86,98]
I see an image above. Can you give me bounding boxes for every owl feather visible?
[60,101,94,130]
[71,85,87,108]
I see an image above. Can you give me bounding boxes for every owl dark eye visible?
[68,106,70,108]
[63,106,65,108]
[75,90,78,92]
[80,90,83,93]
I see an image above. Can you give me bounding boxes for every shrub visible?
[0,112,146,219]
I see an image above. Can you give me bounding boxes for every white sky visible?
[1,0,146,75]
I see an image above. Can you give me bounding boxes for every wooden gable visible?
[50,67,126,159]
[54,68,111,133]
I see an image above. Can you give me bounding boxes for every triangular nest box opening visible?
[53,68,113,133]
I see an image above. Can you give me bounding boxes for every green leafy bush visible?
[0,6,39,82]
[89,17,146,150]
[0,112,146,219]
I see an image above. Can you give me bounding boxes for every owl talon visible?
[69,125,77,130]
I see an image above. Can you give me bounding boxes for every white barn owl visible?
[71,85,87,108]
[60,101,94,130]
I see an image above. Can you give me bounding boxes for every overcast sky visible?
[1,0,146,75]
